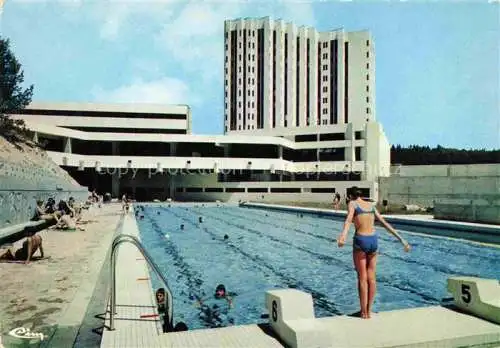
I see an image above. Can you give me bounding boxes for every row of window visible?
[225,30,369,46]
[177,187,337,193]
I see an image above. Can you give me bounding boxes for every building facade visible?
[12,101,389,203]
[224,17,375,134]
[9,19,389,203]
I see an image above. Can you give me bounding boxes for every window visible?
[239,42,242,48]
[252,78,255,84]
[366,96,369,103]
[252,101,255,108]
[238,101,241,107]
[248,90,251,96]
[323,42,327,48]
[322,53,327,59]
[366,74,369,80]
[366,85,369,92]
[225,56,228,62]
[252,42,255,49]
[239,54,242,60]
[238,78,241,85]
[225,44,228,50]
[322,97,328,103]
[252,66,255,73]
[238,66,241,73]
[366,62,369,69]
[238,125,241,130]
[366,40,370,46]
[366,107,371,114]
[366,51,369,58]
[225,102,227,109]
[323,86,328,93]
[252,54,255,61]
[322,75,328,82]
[238,113,241,119]
[238,90,241,96]
[323,108,328,115]
[225,68,228,74]
[323,64,327,71]
[225,91,228,97]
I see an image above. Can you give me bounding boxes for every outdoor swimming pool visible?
[136,204,500,331]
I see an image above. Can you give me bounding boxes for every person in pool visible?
[195,284,236,328]
[196,284,234,308]
[337,186,411,319]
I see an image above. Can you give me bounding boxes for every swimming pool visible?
[136,204,500,331]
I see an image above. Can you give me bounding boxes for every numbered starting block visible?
[447,276,500,324]
[266,289,331,348]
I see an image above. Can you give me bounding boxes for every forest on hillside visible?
[391,145,500,165]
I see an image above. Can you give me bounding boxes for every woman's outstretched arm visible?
[338,202,355,247]
[374,209,411,252]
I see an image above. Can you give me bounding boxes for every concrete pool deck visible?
[0,203,122,348]
[100,204,500,348]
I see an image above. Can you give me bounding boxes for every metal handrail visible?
[109,234,174,331]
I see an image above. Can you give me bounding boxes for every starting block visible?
[447,276,500,324]
[266,289,331,348]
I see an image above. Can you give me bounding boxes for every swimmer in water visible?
[337,187,411,319]
[196,284,234,308]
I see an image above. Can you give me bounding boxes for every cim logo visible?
[8,327,45,341]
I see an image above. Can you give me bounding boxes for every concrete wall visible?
[379,164,500,207]
[389,163,500,177]
[0,158,88,228]
[379,164,500,224]
[434,198,500,225]
[0,189,89,228]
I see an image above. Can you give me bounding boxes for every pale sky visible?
[1,0,499,149]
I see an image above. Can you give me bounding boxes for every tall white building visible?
[224,17,375,134]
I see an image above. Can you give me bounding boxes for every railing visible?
[109,234,173,331]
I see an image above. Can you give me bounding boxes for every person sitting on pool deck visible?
[32,199,60,222]
[0,233,45,264]
[337,186,411,319]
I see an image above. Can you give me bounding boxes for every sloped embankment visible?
[0,136,88,227]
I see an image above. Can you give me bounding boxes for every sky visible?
[0,0,498,150]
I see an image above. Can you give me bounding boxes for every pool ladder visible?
[108,234,174,331]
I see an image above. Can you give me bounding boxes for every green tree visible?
[0,37,34,139]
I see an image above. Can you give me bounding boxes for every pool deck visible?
[100,206,500,348]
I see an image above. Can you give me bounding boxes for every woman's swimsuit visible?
[352,203,378,254]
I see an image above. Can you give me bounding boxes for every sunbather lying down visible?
[0,234,49,264]
[50,214,85,231]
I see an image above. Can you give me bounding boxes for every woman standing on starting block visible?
[337,186,411,319]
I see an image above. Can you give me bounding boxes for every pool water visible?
[136,204,500,331]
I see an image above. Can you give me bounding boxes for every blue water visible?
[136,204,500,331]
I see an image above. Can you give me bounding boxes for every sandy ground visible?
[0,204,123,345]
